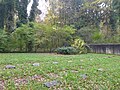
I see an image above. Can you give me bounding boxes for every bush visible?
[55,47,79,55]
[72,38,87,54]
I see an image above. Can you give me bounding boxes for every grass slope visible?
[0,53,120,90]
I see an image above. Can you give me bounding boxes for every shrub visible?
[72,38,88,54]
[55,47,79,55]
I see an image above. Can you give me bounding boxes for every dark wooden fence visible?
[89,44,120,55]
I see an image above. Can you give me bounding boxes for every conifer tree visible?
[29,0,41,22]
[17,0,28,25]
[0,1,5,29]
[4,0,15,32]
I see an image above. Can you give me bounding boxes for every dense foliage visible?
[72,38,87,54]
[0,23,76,52]
[50,0,120,43]
[56,47,78,55]
[0,0,120,52]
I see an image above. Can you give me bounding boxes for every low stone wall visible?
[89,44,120,55]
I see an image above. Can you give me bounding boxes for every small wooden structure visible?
[89,44,120,55]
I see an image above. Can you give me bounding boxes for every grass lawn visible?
[0,53,120,90]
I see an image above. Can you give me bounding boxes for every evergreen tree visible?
[4,0,15,32]
[0,1,5,29]
[17,0,28,25]
[112,0,120,29]
[29,0,41,22]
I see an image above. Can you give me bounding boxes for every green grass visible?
[0,53,120,90]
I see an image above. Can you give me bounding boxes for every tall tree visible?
[0,1,5,29]
[16,0,28,25]
[29,0,41,22]
[4,0,15,32]
[112,0,120,31]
